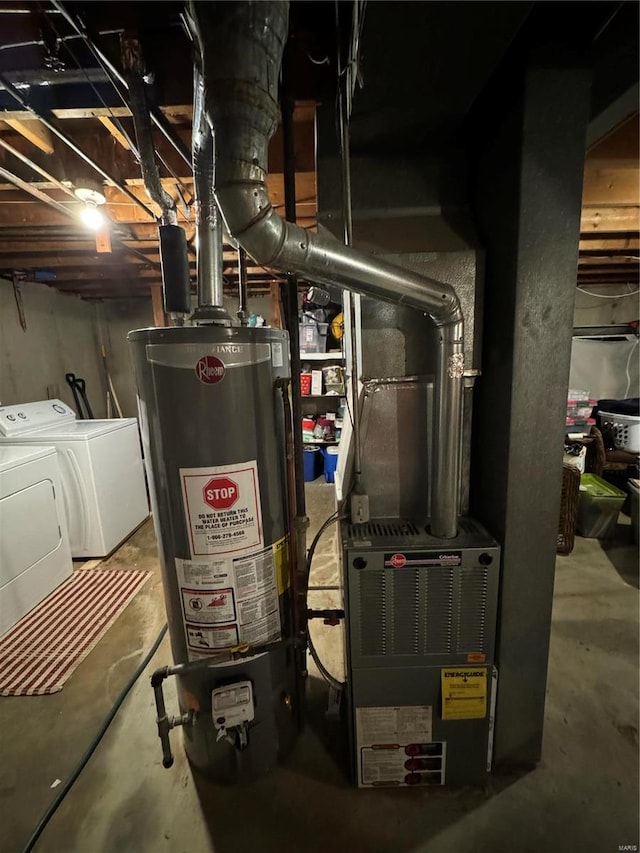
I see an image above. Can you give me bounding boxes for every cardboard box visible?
[311,370,323,395]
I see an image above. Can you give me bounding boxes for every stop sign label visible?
[203,477,239,510]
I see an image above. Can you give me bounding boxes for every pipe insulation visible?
[158,224,191,316]
[121,34,177,226]
[189,0,464,538]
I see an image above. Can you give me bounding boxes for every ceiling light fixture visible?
[74,185,107,231]
[80,203,105,230]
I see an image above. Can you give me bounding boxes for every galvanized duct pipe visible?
[237,247,249,323]
[192,67,230,323]
[190,0,464,539]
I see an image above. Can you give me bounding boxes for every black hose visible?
[20,624,168,853]
[305,510,341,577]
[305,511,345,691]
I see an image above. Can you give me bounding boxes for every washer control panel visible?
[0,399,76,436]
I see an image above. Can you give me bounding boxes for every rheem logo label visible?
[195,355,225,384]
[203,477,239,510]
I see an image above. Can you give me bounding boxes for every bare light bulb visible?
[81,204,105,230]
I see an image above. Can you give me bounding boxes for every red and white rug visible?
[0,569,151,696]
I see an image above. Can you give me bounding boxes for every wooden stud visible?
[269,282,283,329]
[95,227,112,254]
[150,283,168,327]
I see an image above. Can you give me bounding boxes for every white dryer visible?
[0,445,73,636]
[0,400,149,559]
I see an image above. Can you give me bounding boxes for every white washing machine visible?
[0,445,73,636]
[0,400,149,559]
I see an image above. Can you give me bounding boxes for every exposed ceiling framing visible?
[0,1,328,301]
[0,1,637,303]
[579,112,640,290]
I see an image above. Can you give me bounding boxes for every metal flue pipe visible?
[237,247,249,324]
[192,67,230,323]
[189,0,464,539]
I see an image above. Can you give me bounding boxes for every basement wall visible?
[570,282,640,399]
[222,294,273,323]
[573,282,639,326]
[97,299,154,419]
[0,277,105,417]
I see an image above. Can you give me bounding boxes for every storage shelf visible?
[300,351,344,361]
[301,394,345,400]
[303,441,340,447]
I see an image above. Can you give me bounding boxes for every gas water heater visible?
[129,325,299,780]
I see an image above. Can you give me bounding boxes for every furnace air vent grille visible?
[357,566,453,658]
[391,569,420,655]
[455,567,488,653]
[358,570,386,656]
[348,520,420,540]
[423,567,453,654]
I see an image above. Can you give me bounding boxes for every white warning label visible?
[360,744,446,787]
[181,588,236,624]
[176,541,282,659]
[180,461,262,556]
[271,341,284,368]
[356,706,433,744]
[355,706,439,787]
[185,623,239,653]
[361,747,407,785]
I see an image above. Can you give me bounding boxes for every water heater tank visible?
[128,325,298,780]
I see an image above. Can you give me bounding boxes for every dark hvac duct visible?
[189,0,464,539]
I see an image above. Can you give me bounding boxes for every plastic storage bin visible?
[303,447,323,481]
[299,321,329,354]
[577,474,626,538]
[322,446,339,483]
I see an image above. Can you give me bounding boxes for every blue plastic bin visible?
[303,447,322,481]
[322,447,339,483]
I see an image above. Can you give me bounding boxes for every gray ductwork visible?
[189,0,464,539]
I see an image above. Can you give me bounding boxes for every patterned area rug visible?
[0,569,151,696]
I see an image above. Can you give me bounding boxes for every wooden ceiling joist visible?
[3,117,54,154]
[0,101,316,125]
[97,116,132,151]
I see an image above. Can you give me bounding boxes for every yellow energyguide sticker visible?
[441,667,487,720]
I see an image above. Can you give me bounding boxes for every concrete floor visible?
[1,482,638,853]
